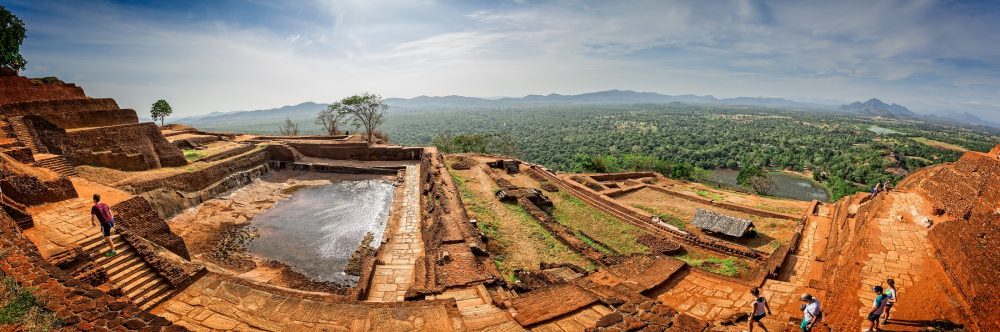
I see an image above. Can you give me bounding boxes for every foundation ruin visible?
[0,72,994,332]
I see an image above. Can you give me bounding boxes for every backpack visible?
[95,203,114,225]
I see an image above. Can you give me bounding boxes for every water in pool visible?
[247,179,395,285]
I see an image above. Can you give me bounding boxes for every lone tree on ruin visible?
[1,6,27,73]
[150,99,173,126]
[337,93,387,143]
[278,117,300,136]
[316,102,347,135]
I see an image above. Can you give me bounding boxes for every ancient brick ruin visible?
[0,71,994,332]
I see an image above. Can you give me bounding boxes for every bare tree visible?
[315,102,347,135]
[337,93,387,143]
[278,118,300,136]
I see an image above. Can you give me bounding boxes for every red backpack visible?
[95,203,114,224]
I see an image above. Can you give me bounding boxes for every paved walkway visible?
[153,274,460,331]
[654,272,752,321]
[367,165,423,302]
[22,178,131,257]
[856,192,929,318]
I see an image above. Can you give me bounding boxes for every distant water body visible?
[707,169,829,202]
[248,180,395,285]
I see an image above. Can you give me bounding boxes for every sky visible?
[4,0,1000,120]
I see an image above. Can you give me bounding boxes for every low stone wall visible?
[112,197,191,259]
[588,172,658,182]
[0,76,87,106]
[644,185,799,221]
[197,143,255,163]
[126,150,269,194]
[290,142,423,161]
[0,210,182,330]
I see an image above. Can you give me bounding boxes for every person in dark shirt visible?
[90,194,117,256]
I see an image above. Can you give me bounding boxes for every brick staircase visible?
[4,116,44,155]
[33,154,78,177]
[69,233,174,310]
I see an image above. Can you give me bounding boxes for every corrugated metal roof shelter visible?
[690,208,755,237]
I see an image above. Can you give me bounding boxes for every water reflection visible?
[707,169,829,202]
[248,180,395,285]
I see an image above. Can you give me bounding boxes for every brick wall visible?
[60,123,187,171]
[290,143,423,161]
[111,197,191,259]
[0,98,137,129]
[126,150,269,194]
[0,210,183,330]
[0,76,87,106]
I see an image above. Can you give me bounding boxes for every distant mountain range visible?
[838,98,1000,128]
[167,90,999,130]
[382,90,833,110]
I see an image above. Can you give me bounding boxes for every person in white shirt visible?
[883,279,897,323]
[799,293,821,331]
[748,287,772,332]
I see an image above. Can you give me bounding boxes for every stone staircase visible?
[70,233,174,310]
[5,116,43,155]
[33,154,78,177]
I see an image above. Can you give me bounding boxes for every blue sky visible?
[4,0,1000,120]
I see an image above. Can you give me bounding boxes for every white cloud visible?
[8,0,1000,120]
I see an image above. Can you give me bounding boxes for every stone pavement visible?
[654,271,752,321]
[22,178,131,257]
[427,286,523,331]
[367,164,423,302]
[153,274,460,331]
[856,192,930,319]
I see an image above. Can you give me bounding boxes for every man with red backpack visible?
[90,194,117,256]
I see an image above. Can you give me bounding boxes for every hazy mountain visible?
[170,102,327,127]
[928,110,1000,129]
[840,98,917,118]
[384,90,832,109]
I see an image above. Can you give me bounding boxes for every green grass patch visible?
[449,170,592,281]
[182,149,205,161]
[574,231,615,255]
[674,253,749,277]
[694,189,724,201]
[633,205,686,229]
[0,276,62,330]
[551,191,648,254]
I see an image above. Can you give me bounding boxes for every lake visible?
[707,169,829,202]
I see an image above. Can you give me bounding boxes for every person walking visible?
[883,279,898,323]
[867,285,889,331]
[799,293,821,331]
[90,194,117,256]
[748,287,772,332]
[870,182,880,197]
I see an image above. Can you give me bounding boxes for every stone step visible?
[105,256,145,279]
[108,258,148,283]
[139,285,175,311]
[120,270,159,294]
[92,248,137,270]
[131,280,171,308]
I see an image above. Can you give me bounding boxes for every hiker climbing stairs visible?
[70,233,174,310]
[33,154,78,177]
